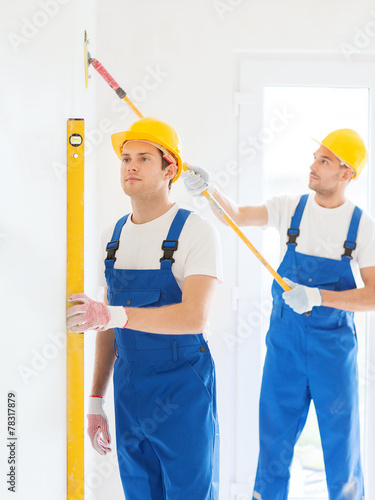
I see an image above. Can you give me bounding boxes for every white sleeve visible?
[356,213,375,269]
[265,195,282,229]
[265,194,300,230]
[182,218,223,282]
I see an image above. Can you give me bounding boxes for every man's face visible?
[308,145,352,195]
[120,141,175,197]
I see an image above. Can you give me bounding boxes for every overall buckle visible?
[160,240,178,263]
[342,240,356,259]
[287,228,300,245]
[105,240,120,262]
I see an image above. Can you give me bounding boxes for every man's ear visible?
[164,163,178,181]
[342,166,355,182]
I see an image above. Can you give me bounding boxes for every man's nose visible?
[127,160,137,170]
[310,160,317,172]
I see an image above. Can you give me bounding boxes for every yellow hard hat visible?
[317,128,368,180]
[111,117,183,182]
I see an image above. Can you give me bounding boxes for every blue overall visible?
[253,195,364,500]
[104,208,219,500]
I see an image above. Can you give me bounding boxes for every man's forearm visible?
[320,286,375,312]
[126,302,204,335]
[90,329,116,396]
[209,189,241,225]
[123,274,217,335]
[210,189,268,227]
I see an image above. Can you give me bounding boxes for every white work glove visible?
[282,278,322,314]
[66,293,128,333]
[181,165,215,196]
[87,396,112,455]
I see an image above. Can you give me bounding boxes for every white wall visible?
[1,1,96,499]
[2,1,375,499]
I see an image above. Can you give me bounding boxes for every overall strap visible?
[160,209,192,270]
[341,206,363,260]
[104,214,130,269]
[286,194,309,248]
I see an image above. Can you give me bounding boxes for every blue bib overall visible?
[253,195,364,500]
[105,208,219,500]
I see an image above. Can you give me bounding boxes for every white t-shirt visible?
[98,204,223,290]
[265,194,375,271]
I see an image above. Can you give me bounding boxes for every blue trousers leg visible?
[253,318,310,500]
[114,354,219,500]
[308,323,364,500]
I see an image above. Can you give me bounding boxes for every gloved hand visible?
[87,396,111,455]
[66,293,128,333]
[282,278,322,314]
[181,165,215,196]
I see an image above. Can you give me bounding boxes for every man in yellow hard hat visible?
[66,117,222,500]
[183,128,375,500]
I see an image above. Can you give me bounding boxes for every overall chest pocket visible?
[110,289,161,308]
[302,275,341,291]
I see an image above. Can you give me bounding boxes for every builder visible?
[183,128,375,500]
[67,117,222,500]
